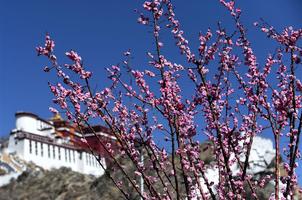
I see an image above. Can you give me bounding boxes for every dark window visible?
[29,140,32,154]
[58,147,61,160]
[53,146,55,159]
[35,141,38,155]
[41,143,43,157]
[48,144,50,158]
[67,149,71,162]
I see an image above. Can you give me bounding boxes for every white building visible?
[7,112,117,176]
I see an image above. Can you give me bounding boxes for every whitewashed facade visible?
[7,112,114,176]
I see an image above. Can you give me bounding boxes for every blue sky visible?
[1,0,302,183]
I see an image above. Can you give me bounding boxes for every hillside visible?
[0,137,301,200]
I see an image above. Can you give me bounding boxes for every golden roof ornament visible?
[51,113,63,121]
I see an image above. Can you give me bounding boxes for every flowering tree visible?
[36,0,302,199]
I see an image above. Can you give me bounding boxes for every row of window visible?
[28,139,98,167]
[86,152,99,167]
[29,140,75,163]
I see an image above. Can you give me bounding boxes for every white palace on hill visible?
[7,112,117,176]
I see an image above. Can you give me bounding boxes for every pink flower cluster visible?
[37,0,302,199]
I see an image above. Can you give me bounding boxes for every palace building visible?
[7,112,117,176]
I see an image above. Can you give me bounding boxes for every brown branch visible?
[196,63,238,198]
[284,49,298,199]
[83,78,162,199]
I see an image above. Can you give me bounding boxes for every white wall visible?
[7,135,16,154]
[15,138,104,176]
[7,134,25,158]
[82,152,105,176]
[16,115,54,136]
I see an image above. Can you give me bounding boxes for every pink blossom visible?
[49,107,58,114]
[65,50,82,62]
[80,138,88,144]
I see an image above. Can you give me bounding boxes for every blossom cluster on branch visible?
[37,0,302,199]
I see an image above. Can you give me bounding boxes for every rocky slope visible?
[0,167,94,200]
[0,165,143,200]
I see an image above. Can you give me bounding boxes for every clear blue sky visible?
[1,0,302,182]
